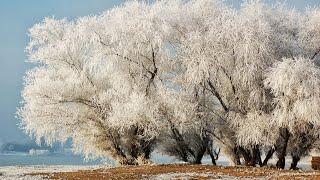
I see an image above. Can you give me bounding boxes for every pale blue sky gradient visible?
[0,0,124,143]
[0,0,319,143]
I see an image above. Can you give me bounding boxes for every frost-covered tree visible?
[156,90,220,164]
[19,0,320,168]
[158,0,278,166]
[18,2,169,165]
[265,57,320,168]
[158,0,320,167]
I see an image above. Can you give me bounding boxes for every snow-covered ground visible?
[0,165,109,180]
[151,172,236,179]
[0,153,313,179]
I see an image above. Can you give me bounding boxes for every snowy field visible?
[0,165,104,180]
[0,152,171,179]
[0,153,313,179]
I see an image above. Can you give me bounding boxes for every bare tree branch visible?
[311,47,320,60]
[207,80,229,112]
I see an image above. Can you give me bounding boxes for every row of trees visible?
[18,0,320,169]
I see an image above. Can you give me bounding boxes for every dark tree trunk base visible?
[276,157,286,169]
[262,148,275,167]
[276,128,290,169]
[290,156,300,170]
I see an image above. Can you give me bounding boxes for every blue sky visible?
[0,0,319,143]
[0,0,124,143]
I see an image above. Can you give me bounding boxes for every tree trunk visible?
[239,147,252,166]
[207,149,217,165]
[199,131,217,165]
[255,146,263,167]
[206,139,217,165]
[249,148,257,166]
[289,130,315,170]
[140,137,155,164]
[257,151,263,167]
[276,151,286,169]
[109,134,129,165]
[248,145,262,167]
[262,148,275,167]
[170,125,195,162]
[225,146,241,165]
[206,140,217,165]
[232,147,241,165]
[195,146,206,164]
[276,128,290,169]
[290,156,300,170]
[127,126,139,165]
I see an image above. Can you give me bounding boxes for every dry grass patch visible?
[28,164,320,179]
